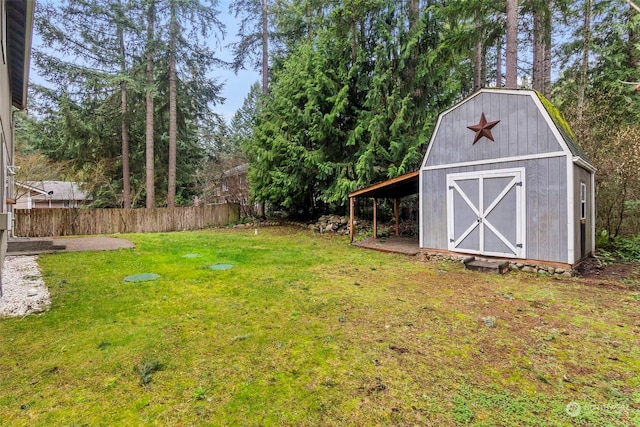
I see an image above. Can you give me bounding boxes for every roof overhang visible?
[7,0,35,110]
[349,170,419,199]
[15,181,49,196]
[573,156,596,174]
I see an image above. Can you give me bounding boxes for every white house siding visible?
[0,0,13,263]
[0,0,34,270]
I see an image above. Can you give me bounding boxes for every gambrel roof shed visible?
[419,89,595,266]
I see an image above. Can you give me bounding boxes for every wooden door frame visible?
[446,167,526,258]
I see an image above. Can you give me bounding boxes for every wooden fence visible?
[13,204,240,237]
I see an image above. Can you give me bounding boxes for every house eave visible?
[573,156,596,173]
[15,181,49,196]
[7,0,35,110]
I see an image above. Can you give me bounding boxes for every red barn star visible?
[467,113,500,144]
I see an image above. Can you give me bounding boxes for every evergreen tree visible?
[30,0,226,207]
[229,81,262,155]
[554,0,640,236]
[159,0,224,207]
[34,0,143,207]
[247,0,464,216]
[230,0,271,94]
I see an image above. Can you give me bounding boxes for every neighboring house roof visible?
[221,163,249,178]
[6,0,35,110]
[17,181,92,201]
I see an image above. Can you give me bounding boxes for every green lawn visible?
[0,227,638,426]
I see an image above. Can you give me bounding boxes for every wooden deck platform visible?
[351,236,420,256]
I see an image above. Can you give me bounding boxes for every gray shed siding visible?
[419,89,596,265]
[573,165,594,263]
[421,156,569,263]
[424,92,564,168]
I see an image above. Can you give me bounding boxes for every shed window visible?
[580,182,587,220]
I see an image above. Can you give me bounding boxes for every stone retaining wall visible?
[419,251,576,277]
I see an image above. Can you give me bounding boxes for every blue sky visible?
[214,5,261,122]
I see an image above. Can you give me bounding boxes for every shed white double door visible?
[447,168,526,258]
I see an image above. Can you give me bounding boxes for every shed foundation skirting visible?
[418,249,577,277]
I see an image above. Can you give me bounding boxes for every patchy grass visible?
[0,227,638,426]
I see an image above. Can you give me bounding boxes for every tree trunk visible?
[543,33,551,96]
[532,10,543,92]
[168,0,177,207]
[145,0,155,208]
[532,5,551,97]
[351,19,357,66]
[505,0,518,88]
[578,0,591,123]
[118,14,131,209]
[407,0,419,85]
[121,86,131,208]
[261,0,268,95]
[473,13,483,91]
[259,0,268,216]
[627,6,640,69]
[409,0,419,31]
[496,37,503,87]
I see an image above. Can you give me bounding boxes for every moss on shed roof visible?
[535,91,590,162]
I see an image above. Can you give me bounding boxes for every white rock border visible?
[0,255,51,318]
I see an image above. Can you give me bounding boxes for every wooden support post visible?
[373,198,378,239]
[394,198,400,236]
[349,196,355,243]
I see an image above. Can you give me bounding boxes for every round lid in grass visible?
[182,253,202,258]
[124,273,160,282]
[209,264,233,270]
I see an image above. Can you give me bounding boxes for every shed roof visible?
[421,89,593,171]
[222,163,248,178]
[348,170,419,199]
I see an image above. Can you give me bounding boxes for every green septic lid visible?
[182,254,202,258]
[209,264,233,270]
[124,273,160,282]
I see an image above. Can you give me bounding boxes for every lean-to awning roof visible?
[348,170,419,200]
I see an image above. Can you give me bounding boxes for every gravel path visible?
[0,237,133,318]
[0,256,50,318]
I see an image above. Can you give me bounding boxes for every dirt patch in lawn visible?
[576,257,640,288]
